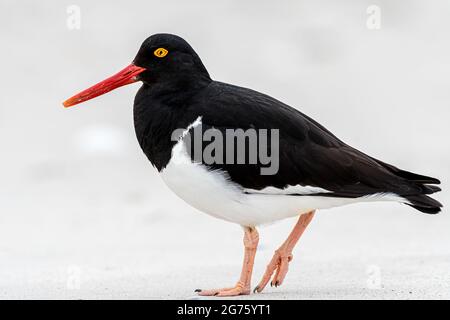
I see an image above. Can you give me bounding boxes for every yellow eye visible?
[154,48,168,58]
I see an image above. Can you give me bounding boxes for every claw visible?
[253,286,259,293]
[194,289,202,292]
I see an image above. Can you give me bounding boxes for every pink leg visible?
[196,226,259,297]
[254,210,315,293]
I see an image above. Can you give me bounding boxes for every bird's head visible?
[63,33,210,108]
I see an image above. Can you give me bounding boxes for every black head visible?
[133,34,211,89]
[63,33,211,107]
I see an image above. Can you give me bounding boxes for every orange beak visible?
[63,64,146,108]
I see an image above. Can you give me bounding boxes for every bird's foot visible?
[195,281,250,297]
[253,248,292,293]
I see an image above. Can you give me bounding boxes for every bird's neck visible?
[141,68,211,105]
[133,82,208,171]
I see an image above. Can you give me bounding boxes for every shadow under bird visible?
[63,33,442,296]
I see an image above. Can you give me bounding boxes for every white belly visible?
[160,140,356,226]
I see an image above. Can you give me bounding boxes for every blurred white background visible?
[0,0,448,299]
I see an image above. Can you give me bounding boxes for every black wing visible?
[183,81,442,213]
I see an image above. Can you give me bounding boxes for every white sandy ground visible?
[0,159,449,299]
[1,0,450,299]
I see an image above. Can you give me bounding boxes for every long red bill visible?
[63,64,146,108]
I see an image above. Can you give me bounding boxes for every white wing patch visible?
[360,192,410,204]
[244,185,331,195]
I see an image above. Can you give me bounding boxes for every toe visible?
[196,286,237,296]
[257,252,292,292]
[255,259,280,292]
[197,289,221,296]
[216,287,249,297]
[272,257,290,287]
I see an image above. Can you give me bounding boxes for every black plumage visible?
[132,34,441,214]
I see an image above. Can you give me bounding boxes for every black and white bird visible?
[64,34,442,296]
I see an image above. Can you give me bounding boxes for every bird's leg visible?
[254,210,315,293]
[196,226,259,297]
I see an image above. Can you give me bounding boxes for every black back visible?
[132,34,442,214]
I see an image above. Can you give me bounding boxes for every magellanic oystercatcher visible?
[64,34,442,296]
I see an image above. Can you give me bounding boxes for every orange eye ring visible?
[154,48,168,58]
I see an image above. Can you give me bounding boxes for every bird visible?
[63,33,442,296]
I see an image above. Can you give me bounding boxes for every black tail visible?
[371,158,443,214]
[401,177,442,214]
[401,173,442,214]
[405,193,443,214]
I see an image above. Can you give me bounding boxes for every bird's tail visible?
[400,172,442,214]
[372,158,443,214]
[405,193,442,214]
